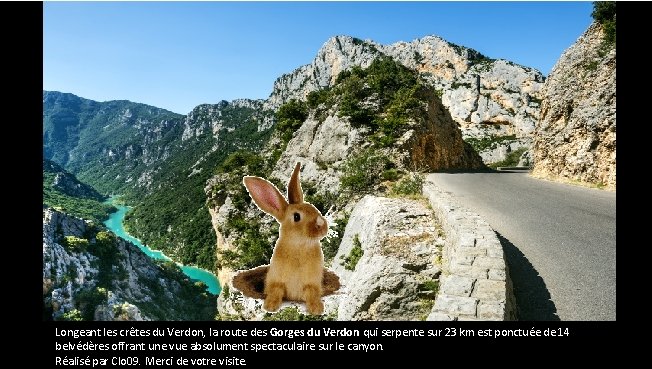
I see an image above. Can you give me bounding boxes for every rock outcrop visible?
[266,35,545,163]
[44,160,105,201]
[214,195,443,321]
[206,57,484,309]
[532,23,616,188]
[331,196,443,320]
[271,91,484,194]
[42,209,216,320]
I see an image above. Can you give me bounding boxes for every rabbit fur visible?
[243,162,328,315]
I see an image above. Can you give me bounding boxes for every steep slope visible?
[532,21,616,188]
[205,58,484,319]
[43,159,115,223]
[43,91,184,195]
[266,35,545,164]
[44,32,548,299]
[123,100,273,271]
[43,209,216,321]
[44,92,275,273]
[272,57,484,192]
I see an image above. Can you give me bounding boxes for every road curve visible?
[428,172,616,321]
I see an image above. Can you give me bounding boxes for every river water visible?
[103,199,220,295]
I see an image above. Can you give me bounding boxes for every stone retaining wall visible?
[423,174,517,320]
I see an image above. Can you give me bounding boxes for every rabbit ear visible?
[243,176,288,220]
[287,162,304,204]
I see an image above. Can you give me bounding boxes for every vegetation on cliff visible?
[592,1,616,45]
[43,159,115,223]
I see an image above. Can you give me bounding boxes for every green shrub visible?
[76,286,109,320]
[584,60,599,72]
[338,92,374,127]
[592,2,616,45]
[60,309,84,321]
[307,88,332,109]
[451,81,472,89]
[341,234,363,271]
[276,99,308,144]
[391,173,425,197]
[217,150,265,176]
[94,231,116,257]
[322,213,349,262]
[340,149,393,194]
[62,236,89,252]
[218,218,275,271]
[329,56,429,145]
[421,280,440,294]
[464,134,516,153]
[488,147,528,169]
[302,181,337,215]
[382,168,399,181]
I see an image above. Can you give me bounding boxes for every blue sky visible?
[44,1,594,115]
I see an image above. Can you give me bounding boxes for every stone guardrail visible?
[423,174,517,321]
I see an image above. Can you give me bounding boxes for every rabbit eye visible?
[293,213,301,222]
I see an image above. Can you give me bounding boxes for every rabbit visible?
[243,162,328,315]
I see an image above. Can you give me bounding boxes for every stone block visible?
[440,275,476,296]
[471,279,506,301]
[473,256,505,269]
[426,312,455,321]
[433,294,478,316]
[488,268,506,281]
[449,264,488,279]
[477,301,506,320]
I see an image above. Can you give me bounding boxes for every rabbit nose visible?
[315,216,325,228]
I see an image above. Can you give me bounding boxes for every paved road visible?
[429,171,616,321]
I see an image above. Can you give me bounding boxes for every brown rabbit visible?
[243,162,328,315]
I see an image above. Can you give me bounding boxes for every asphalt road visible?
[429,171,616,321]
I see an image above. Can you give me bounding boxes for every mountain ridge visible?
[265,33,544,165]
[43,31,546,282]
[43,158,115,223]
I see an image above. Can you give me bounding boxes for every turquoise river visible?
[103,199,221,295]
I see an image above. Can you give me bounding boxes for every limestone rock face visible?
[271,113,367,194]
[213,195,443,321]
[532,23,616,188]
[271,94,484,195]
[266,35,545,164]
[331,196,443,320]
[42,209,216,320]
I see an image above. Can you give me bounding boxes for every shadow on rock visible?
[497,232,560,321]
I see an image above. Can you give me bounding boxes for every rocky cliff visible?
[532,23,616,188]
[207,58,484,320]
[271,88,483,199]
[43,209,216,320]
[266,35,545,164]
[213,195,443,321]
[330,196,443,320]
[205,58,483,307]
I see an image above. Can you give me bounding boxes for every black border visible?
[30,0,634,361]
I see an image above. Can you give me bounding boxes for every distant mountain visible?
[44,159,102,200]
[44,91,274,272]
[43,158,114,223]
[43,91,184,195]
[43,32,548,283]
